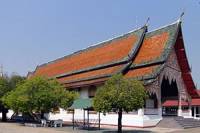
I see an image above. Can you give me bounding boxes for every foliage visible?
[2,76,78,114]
[93,74,147,113]
[0,75,25,99]
[9,75,26,89]
[93,74,147,132]
[0,77,10,99]
[0,75,25,121]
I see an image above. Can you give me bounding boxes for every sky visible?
[0,0,200,87]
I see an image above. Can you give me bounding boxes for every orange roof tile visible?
[133,32,169,64]
[32,21,199,96]
[65,77,108,88]
[58,64,123,83]
[125,65,160,78]
[34,34,138,78]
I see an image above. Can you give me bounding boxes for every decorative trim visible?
[120,26,148,74]
[159,48,189,101]
[133,22,180,67]
[63,74,111,84]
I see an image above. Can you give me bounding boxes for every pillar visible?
[194,106,196,118]
[157,88,162,116]
[138,108,144,116]
[72,109,75,130]
[178,94,182,116]
[188,101,192,118]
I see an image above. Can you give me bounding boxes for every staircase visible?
[157,116,200,129]
[157,117,182,129]
[174,117,200,129]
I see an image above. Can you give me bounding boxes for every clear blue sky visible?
[0,0,200,87]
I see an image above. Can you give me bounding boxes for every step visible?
[174,117,200,129]
[157,117,183,129]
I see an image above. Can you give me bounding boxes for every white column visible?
[188,102,192,118]
[178,95,182,116]
[157,84,162,117]
[188,108,192,118]
[158,108,162,116]
[138,108,144,116]
[157,95,162,116]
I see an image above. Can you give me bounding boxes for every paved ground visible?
[0,122,200,133]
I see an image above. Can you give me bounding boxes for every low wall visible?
[49,109,162,127]
[2,109,162,127]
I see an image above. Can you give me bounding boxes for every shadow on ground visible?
[102,130,153,133]
[55,125,154,133]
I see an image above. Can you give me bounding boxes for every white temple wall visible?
[48,109,162,127]
[48,84,162,127]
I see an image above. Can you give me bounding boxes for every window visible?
[74,87,81,92]
[88,86,97,98]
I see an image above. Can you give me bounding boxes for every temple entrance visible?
[161,77,179,116]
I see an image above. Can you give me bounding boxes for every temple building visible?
[30,19,200,127]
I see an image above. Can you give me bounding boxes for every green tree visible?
[93,74,147,133]
[2,76,78,119]
[9,74,25,89]
[0,74,25,99]
[0,77,10,98]
[0,76,10,121]
[0,74,25,121]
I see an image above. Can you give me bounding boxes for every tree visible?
[0,74,26,121]
[93,74,147,133]
[0,74,25,99]
[0,76,10,121]
[0,77,10,98]
[9,74,25,89]
[2,76,78,120]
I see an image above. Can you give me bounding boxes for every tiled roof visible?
[32,22,179,84]
[123,22,180,82]
[197,90,200,96]
[133,32,169,65]
[175,29,199,98]
[58,64,123,84]
[65,77,108,88]
[33,27,146,78]
[31,21,198,98]
[162,100,188,107]
[162,99,200,107]
[132,22,179,67]
[125,64,162,79]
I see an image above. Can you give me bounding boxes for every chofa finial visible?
[145,17,150,26]
[178,11,185,23]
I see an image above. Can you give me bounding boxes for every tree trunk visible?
[41,111,45,119]
[2,109,7,122]
[118,109,122,133]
